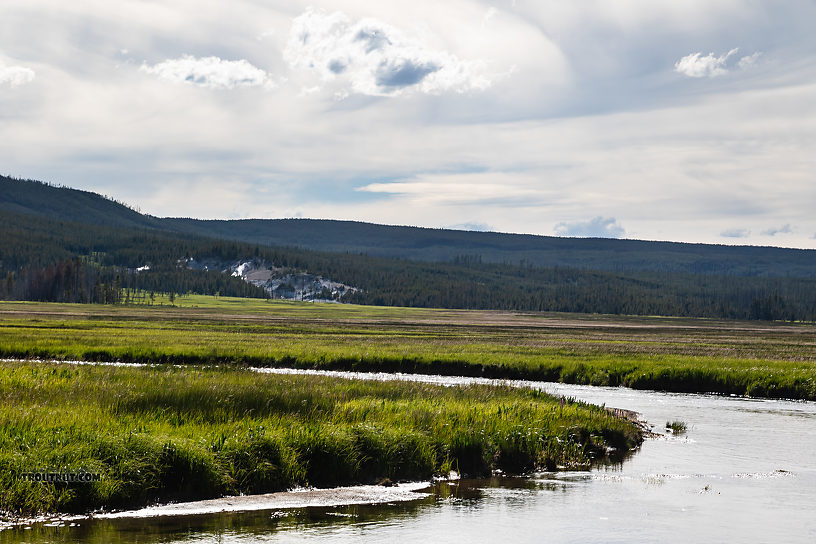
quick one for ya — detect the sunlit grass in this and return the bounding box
[0,361,640,515]
[665,420,687,435]
[0,299,814,400]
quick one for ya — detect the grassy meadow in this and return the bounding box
[0,297,814,400]
[0,361,641,516]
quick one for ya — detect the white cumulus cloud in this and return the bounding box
[0,61,35,87]
[675,48,738,78]
[720,228,751,238]
[761,224,792,236]
[140,55,274,90]
[554,217,625,239]
[283,9,491,97]
[675,48,762,78]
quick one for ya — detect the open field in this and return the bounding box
[1,297,815,399]
[0,361,640,516]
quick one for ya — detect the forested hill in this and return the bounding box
[2,175,816,320]
[162,218,816,277]
[0,175,161,229]
[3,175,816,277]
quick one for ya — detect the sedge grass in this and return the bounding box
[665,421,687,435]
[0,361,641,516]
[0,299,815,400]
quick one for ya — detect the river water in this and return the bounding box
[4,369,815,543]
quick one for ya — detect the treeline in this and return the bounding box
[0,210,269,302]
[1,258,267,303]
[2,207,816,321]
[266,251,816,321]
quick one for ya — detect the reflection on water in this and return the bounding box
[3,372,816,543]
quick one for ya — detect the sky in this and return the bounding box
[2,0,816,248]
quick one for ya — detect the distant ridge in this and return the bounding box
[3,174,816,277]
[160,217,816,277]
[3,174,816,320]
[0,175,161,229]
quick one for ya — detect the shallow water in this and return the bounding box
[4,368,815,543]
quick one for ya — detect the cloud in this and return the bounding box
[762,224,793,236]
[482,7,498,27]
[675,48,761,78]
[283,9,490,96]
[737,51,762,69]
[0,61,35,87]
[356,172,553,206]
[140,55,274,90]
[554,217,625,239]
[720,228,751,238]
[446,222,493,232]
[675,48,738,78]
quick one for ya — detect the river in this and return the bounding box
[4,369,815,543]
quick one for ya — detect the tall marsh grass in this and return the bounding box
[0,362,641,516]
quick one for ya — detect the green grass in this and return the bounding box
[665,420,687,435]
[0,361,641,516]
[1,298,815,400]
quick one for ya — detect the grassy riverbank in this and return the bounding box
[0,361,641,516]
[1,298,815,400]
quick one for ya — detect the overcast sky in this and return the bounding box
[2,1,815,247]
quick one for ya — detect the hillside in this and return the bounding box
[162,218,816,277]
[4,175,816,277]
[2,175,816,321]
[0,175,161,229]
